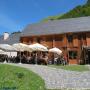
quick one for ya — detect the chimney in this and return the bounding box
[4,32,9,40]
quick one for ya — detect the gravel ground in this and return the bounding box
[5,63,90,89]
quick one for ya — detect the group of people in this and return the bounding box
[0,52,68,65]
[48,54,68,65]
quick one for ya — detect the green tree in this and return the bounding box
[42,0,90,21]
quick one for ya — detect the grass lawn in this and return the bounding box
[0,64,46,90]
[48,65,89,72]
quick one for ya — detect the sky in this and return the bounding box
[0,0,87,35]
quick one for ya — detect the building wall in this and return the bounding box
[4,32,9,40]
[86,33,90,46]
[20,32,90,64]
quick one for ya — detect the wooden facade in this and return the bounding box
[20,31,90,64]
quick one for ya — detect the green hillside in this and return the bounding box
[42,0,90,21]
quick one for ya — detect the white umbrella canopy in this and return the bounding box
[12,43,32,52]
[49,47,62,55]
[0,49,5,54]
[0,44,17,51]
[29,43,48,51]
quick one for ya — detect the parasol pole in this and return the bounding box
[35,52,37,64]
[19,50,22,64]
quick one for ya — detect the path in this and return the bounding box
[7,64,90,89]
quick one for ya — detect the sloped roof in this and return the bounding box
[21,16,90,36]
[0,33,21,45]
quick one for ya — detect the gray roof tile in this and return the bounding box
[0,33,21,45]
[21,16,90,36]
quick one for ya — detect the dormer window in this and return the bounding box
[67,35,73,42]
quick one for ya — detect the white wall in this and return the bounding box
[4,32,9,40]
[4,52,17,57]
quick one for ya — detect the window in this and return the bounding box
[67,35,73,42]
[78,34,86,40]
[46,37,53,41]
[37,38,40,43]
[55,37,63,41]
[78,35,82,40]
[82,34,86,40]
[69,51,77,59]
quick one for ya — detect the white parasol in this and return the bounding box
[49,47,62,55]
[12,43,33,64]
[29,43,48,64]
[29,43,48,51]
[12,43,32,52]
[0,44,17,51]
[0,49,5,54]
